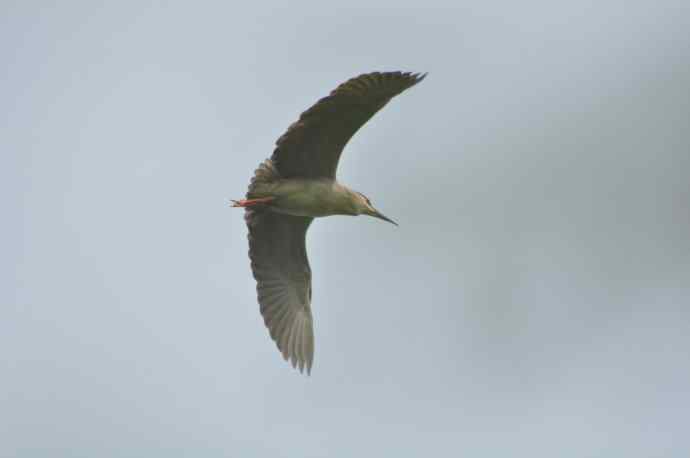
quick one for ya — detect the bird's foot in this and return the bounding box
[230,197,275,207]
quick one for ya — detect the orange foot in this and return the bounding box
[230,197,275,207]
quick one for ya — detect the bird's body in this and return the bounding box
[247,173,361,218]
[235,71,425,373]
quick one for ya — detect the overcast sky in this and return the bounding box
[3,1,689,457]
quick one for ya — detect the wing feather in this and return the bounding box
[272,71,426,179]
[246,207,315,373]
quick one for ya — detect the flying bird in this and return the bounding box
[233,71,426,374]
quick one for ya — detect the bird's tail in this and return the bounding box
[247,159,281,199]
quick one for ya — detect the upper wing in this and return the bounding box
[271,71,426,179]
[245,208,315,373]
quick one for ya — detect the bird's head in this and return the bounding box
[352,191,398,226]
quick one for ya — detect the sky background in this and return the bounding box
[3,1,689,457]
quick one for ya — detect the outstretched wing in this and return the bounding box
[272,71,426,179]
[246,208,315,373]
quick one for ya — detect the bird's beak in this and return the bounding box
[370,208,398,226]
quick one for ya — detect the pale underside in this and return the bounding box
[249,177,358,218]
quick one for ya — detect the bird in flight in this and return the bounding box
[233,71,426,374]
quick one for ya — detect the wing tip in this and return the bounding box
[266,307,315,376]
[403,71,428,87]
[413,71,428,82]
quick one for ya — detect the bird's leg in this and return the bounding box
[230,197,275,207]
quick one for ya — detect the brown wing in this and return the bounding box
[272,71,426,179]
[246,207,315,374]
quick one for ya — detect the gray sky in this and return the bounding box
[3,1,689,457]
